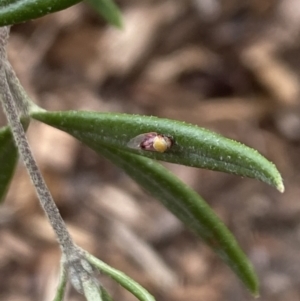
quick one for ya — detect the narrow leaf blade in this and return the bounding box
[0,0,81,26]
[31,110,284,191]
[87,145,259,296]
[86,253,156,301]
[86,0,122,28]
[100,286,114,301]
[53,260,68,301]
[0,126,18,203]
[31,108,259,294]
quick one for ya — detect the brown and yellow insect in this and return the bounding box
[127,132,173,153]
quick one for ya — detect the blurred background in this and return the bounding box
[1,0,300,300]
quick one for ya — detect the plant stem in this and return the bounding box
[0,27,76,255]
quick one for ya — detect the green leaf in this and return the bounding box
[85,253,156,301]
[86,145,259,296]
[0,126,18,203]
[53,259,68,301]
[86,0,122,28]
[0,0,82,26]
[31,108,260,294]
[30,110,284,192]
[100,286,114,301]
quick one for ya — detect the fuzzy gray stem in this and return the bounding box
[0,26,75,255]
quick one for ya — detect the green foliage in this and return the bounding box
[86,253,156,301]
[0,0,81,26]
[86,0,122,28]
[100,287,115,301]
[0,125,18,203]
[26,109,286,295]
[93,145,259,295]
[30,110,284,192]
[0,98,284,298]
[0,0,122,27]
[53,261,68,301]
[0,106,284,298]
[0,2,285,298]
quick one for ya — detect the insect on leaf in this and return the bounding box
[30,110,284,192]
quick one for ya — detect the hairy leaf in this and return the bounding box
[31,110,284,192]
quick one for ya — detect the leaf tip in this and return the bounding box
[86,0,123,29]
[268,163,284,193]
[253,291,260,298]
[249,280,259,298]
[274,174,284,193]
[113,16,123,29]
[277,182,285,193]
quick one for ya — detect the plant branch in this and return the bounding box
[0,26,75,255]
[0,27,100,296]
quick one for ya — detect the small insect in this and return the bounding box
[127,132,174,153]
